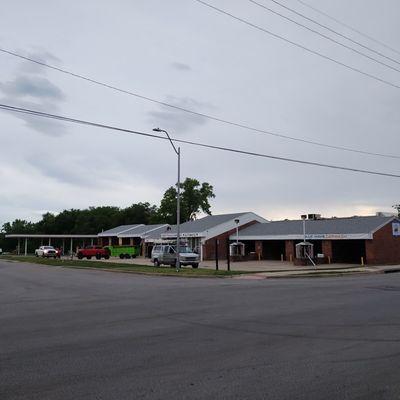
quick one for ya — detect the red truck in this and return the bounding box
[77,245,110,260]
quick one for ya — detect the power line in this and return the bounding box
[1,103,399,179]
[248,0,400,74]
[266,0,400,67]
[193,0,400,90]
[1,47,400,160]
[294,0,400,57]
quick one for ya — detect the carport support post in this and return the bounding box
[17,238,20,255]
[215,239,219,271]
[70,238,73,259]
[24,238,28,256]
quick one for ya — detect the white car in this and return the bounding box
[35,246,57,258]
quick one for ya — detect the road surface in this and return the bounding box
[1,260,400,399]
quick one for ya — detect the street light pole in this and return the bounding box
[176,147,181,271]
[234,218,239,245]
[153,128,181,271]
[301,214,307,243]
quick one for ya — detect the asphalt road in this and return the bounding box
[1,260,400,400]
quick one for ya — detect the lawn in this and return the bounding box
[0,255,245,277]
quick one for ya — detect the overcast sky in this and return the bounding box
[1,0,400,226]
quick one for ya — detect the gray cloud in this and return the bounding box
[171,62,192,71]
[1,76,65,100]
[148,96,212,133]
[0,50,66,136]
[18,50,61,75]
[26,154,99,187]
[0,95,67,136]
[1,1,400,226]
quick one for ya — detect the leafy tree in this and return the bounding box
[2,219,36,234]
[35,212,57,234]
[0,177,215,245]
[118,202,160,226]
[393,204,400,218]
[1,219,36,252]
[158,178,215,223]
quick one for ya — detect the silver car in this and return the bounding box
[151,244,199,268]
[35,246,57,258]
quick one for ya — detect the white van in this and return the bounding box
[151,244,199,268]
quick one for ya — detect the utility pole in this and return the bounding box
[153,128,181,271]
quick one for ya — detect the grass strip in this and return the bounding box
[0,255,245,277]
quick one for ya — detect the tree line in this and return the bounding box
[0,178,215,251]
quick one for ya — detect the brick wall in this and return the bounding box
[365,222,400,264]
[285,240,294,261]
[322,240,333,260]
[255,240,263,258]
[203,220,259,260]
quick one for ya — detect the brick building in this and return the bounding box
[161,212,267,261]
[232,215,400,265]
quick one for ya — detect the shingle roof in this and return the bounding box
[118,224,169,238]
[98,224,143,237]
[164,212,250,235]
[143,225,174,241]
[235,216,396,239]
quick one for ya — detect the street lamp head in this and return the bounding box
[153,127,162,132]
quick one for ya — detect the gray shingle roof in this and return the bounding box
[163,212,250,235]
[235,216,396,239]
[143,225,174,241]
[118,224,169,238]
[98,224,142,237]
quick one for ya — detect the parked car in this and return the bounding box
[151,244,199,268]
[35,246,58,258]
[104,245,140,259]
[76,245,110,260]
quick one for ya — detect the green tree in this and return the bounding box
[1,219,36,252]
[118,202,159,226]
[35,212,57,234]
[158,178,215,223]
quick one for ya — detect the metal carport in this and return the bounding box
[5,234,99,256]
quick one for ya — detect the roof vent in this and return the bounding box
[307,214,321,220]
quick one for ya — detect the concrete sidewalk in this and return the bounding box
[83,256,400,278]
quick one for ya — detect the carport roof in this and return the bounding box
[233,216,398,240]
[5,234,98,238]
